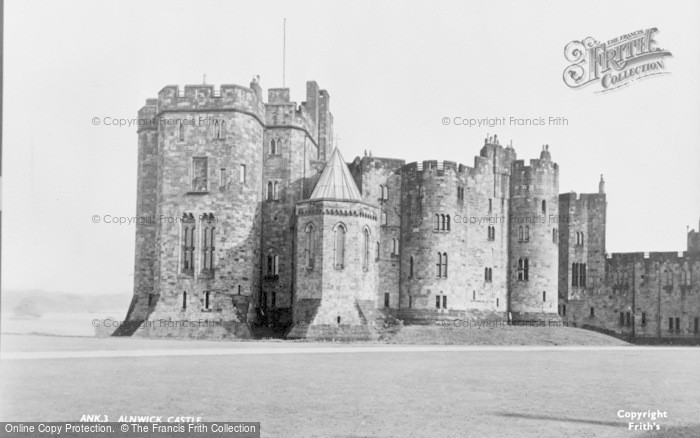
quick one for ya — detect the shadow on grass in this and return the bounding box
[496,412,621,427]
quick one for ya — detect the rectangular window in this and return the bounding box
[442,295,447,309]
[239,164,246,183]
[668,317,673,331]
[641,312,647,326]
[675,317,680,333]
[220,168,226,188]
[625,312,631,327]
[590,307,595,318]
[201,216,216,272]
[435,295,441,309]
[562,304,566,317]
[694,317,699,334]
[191,157,208,192]
[384,293,390,308]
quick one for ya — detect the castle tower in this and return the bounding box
[113,100,160,335]
[118,83,267,338]
[508,145,560,322]
[260,81,331,329]
[289,148,380,340]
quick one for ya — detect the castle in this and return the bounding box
[115,78,700,342]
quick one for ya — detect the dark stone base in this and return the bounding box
[397,309,509,325]
[509,311,562,323]
[120,320,252,340]
[286,323,376,341]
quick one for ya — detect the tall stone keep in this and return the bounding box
[508,145,560,321]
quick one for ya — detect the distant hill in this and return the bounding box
[1,290,131,317]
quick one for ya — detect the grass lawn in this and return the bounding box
[1,335,699,437]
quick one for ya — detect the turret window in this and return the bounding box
[487,226,495,241]
[178,121,185,142]
[201,214,216,273]
[305,224,315,269]
[181,213,196,275]
[334,224,346,269]
[380,185,389,201]
[191,157,208,192]
[363,228,371,271]
[437,252,448,278]
[435,214,450,232]
[517,258,529,281]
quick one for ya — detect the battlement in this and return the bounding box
[606,251,699,264]
[264,101,318,140]
[355,156,405,173]
[157,84,266,121]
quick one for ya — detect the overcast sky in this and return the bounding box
[3,0,699,296]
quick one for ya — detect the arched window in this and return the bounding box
[201,214,216,272]
[267,181,273,200]
[220,120,226,138]
[267,253,279,275]
[181,214,196,274]
[518,258,524,281]
[580,263,586,287]
[523,258,529,281]
[553,228,558,243]
[392,238,399,255]
[273,182,280,200]
[182,291,187,310]
[381,185,389,200]
[334,224,346,269]
[381,212,388,226]
[362,228,370,270]
[484,267,489,281]
[489,268,492,281]
[576,232,580,245]
[525,226,530,241]
[446,215,451,231]
[542,200,546,213]
[375,242,380,260]
[178,121,185,141]
[409,256,414,278]
[542,291,546,302]
[580,232,584,245]
[496,298,499,307]
[572,263,579,287]
[305,224,315,269]
[204,291,211,310]
[518,226,524,242]
[473,291,476,300]
[270,139,277,154]
[213,120,221,139]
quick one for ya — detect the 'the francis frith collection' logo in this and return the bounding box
[563,28,672,93]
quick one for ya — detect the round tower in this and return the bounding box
[508,145,560,322]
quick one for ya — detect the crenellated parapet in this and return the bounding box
[156,84,266,123]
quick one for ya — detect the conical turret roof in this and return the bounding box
[309,148,362,201]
